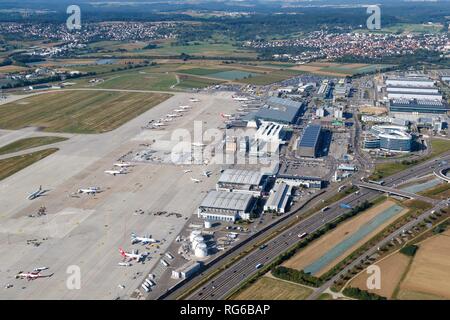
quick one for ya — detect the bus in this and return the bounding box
[255,263,264,269]
[369,180,385,186]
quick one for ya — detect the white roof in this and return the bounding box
[218,169,264,186]
[200,191,253,211]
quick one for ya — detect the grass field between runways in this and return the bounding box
[0,90,171,133]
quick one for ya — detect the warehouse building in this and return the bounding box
[386,76,435,88]
[297,124,322,158]
[197,190,255,222]
[216,169,268,195]
[387,91,442,101]
[171,261,202,280]
[243,97,303,125]
[389,99,449,115]
[264,181,292,214]
[386,86,439,94]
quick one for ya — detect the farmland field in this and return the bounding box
[398,230,450,299]
[291,62,392,76]
[348,251,412,299]
[0,90,171,133]
[232,276,313,300]
[0,148,58,181]
[0,136,68,156]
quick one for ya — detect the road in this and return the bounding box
[181,152,450,300]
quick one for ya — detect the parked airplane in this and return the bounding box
[16,271,53,281]
[189,98,200,102]
[77,187,101,195]
[183,169,192,173]
[27,186,46,200]
[153,122,167,127]
[202,170,212,177]
[174,109,187,113]
[179,105,192,109]
[119,248,147,262]
[167,114,181,118]
[104,169,127,176]
[114,162,132,168]
[131,233,158,245]
[190,178,201,183]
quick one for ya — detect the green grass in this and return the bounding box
[0,90,171,133]
[318,293,333,300]
[0,148,58,181]
[238,69,305,85]
[419,183,450,200]
[176,75,224,89]
[232,276,313,300]
[177,68,231,76]
[0,136,68,156]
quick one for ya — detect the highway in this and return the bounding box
[183,152,450,300]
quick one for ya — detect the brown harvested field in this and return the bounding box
[398,230,450,299]
[232,276,313,300]
[348,252,411,299]
[360,106,388,115]
[0,90,171,134]
[0,65,29,73]
[283,200,408,276]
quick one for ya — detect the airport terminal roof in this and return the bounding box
[218,169,264,186]
[243,97,303,124]
[199,190,253,211]
[298,124,322,148]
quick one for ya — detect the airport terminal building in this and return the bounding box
[216,169,268,196]
[197,190,255,222]
[243,97,304,126]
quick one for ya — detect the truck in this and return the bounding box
[255,263,264,269]
[165,252,174,260]
[160,259,169,267]
[141,283,150,293]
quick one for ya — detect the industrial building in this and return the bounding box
[216,169,268,195]
[389,99,449,115]
[264,181,292,214]
[277,175,323,189]
[386,76,435,88]
[297,124,322,158]
[197,190,255,222]
[387,91,442,101]
[363,125,413,152]
[171,261,202,280]
[243,97,303,125]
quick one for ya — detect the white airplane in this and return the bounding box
[162,118,173,122]
[153,122,167,127]
[77,187,101,195]
[16,271,53,281]
[192,142,206,147]
[183,169,192,174]
[232,96,250,101]
[119,248,147,262]
[27,186,46,200]
[202,170,212,177]
[118,262,132,267]
[179,105,192,109]
[104,169,127,176]
[190,178,201,183]
[174,109,187,113]
[220,113,233,119]
[167,114,181,118]
[114,162,132,168]
[131,233,158,245]
[189,98,200,102]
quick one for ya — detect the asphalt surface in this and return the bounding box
[184,152,450,300]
